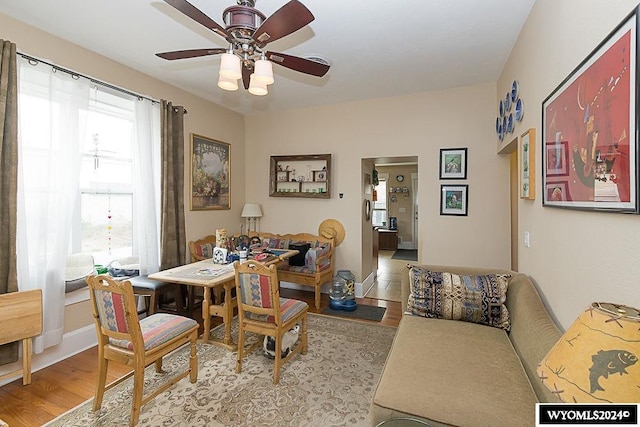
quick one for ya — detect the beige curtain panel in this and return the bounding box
[0,39,19,365]
[160,100,187,270]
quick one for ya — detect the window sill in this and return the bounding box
[65,287,89,306]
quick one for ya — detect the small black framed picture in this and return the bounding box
[439,148,467,180]
[440,184,468,216]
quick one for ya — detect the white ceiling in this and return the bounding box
[0,0,536,116]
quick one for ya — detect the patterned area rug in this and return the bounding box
[44,314,396,427]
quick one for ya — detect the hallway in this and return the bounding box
[363,250,408,302]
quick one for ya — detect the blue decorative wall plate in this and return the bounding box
[511,80,519,102]
[515,98,524,121]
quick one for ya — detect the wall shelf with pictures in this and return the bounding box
[269,154,331,198]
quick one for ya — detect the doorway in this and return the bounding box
[362,156,418,280]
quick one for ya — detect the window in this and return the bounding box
[74,90,136,265]
[372,176,388,227]
[19,70,157,267]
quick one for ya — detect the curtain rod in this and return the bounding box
[16,52,187,114]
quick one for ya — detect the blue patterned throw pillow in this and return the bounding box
[406,266,511,331]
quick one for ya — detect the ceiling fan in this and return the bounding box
[156,0,330,94]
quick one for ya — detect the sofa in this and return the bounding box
[231,232,335,309]
[370,264,562,426]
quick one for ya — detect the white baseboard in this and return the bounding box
[398,241,414,250]
[279,280,368,299]
[0,324,97,387]
[279,280,331,295]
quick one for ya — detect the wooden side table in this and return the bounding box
[378,229,398,250]
[0,289,43,385]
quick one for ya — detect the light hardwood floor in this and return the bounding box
[0,266,402,426]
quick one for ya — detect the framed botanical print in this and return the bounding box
[440,184,468,216]
[190,134,230,210]
[439,148,467,179]
[520,128,535,200]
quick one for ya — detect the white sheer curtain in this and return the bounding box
[16,57,90,353]
[133,99,161,275]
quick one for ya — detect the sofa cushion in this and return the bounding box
[372,315,538,426]
[406,266,511,331]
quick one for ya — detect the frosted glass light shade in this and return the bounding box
[248,74,268,96]
[253,59,274,85]
[219,53,242,80]
[217,75,238,91]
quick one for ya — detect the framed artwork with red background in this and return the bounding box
[542,6,638,213]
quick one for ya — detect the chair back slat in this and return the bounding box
[237,272,275,308]
[94,289,130,334]
[188,235,217,262]
[234,261,282,325]
[86,275,143,345]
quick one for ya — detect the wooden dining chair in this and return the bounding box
[86,275,199,426]
[188,234,217,262]
[188,234,219,308]
[233,260,308,384]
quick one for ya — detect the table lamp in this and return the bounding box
[241,203,263,233]
[537,302,640,403]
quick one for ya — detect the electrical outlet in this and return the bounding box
[399,208,406,213]
[524,231,530,248]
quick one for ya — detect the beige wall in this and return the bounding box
[361,159,376,280]
[0,13,245,331]
[0,13,246,247]
[245,83,512,282]
[8,1,624,335]
[497,0,640,329]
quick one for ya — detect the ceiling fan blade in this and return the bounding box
[164,0,231,41]
[156,48,226,60]
[266,51,330,77]
[253,0,314,47]
[242,63,252,90]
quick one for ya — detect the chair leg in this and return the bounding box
[93,354,109,411]
[189,332,198,383]
[273,333,282,385]
[154,358,163,373]
[236,323,244,374]
[301,313,308,355]
[177,285,188,316]
[314,286,321,310]
[129,366,145,427]
[148,292,157,315]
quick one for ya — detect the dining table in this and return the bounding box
[148,249,298,351]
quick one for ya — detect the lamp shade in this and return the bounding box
[219,52,242,80]
[253,58,274,85]
[537,302,640,403]
[217,75,238,91]
[241,203,263,218]
[248,74,268,96]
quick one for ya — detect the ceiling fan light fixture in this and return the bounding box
[219,52,242,80]
[248,74,268,96]
[217,75,239,91]
[253,58,274,85]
